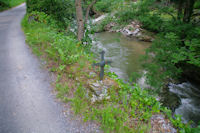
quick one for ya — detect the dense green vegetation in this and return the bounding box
[26,0,75,28]
[0,0,25,11]
[23,0,200,132]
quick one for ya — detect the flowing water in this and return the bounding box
[92,32,200,126]
[169,83,200,126]
[92,32,151,82]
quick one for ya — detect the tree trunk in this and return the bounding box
[75,0,84,41]
[85,0,97,23]
[183,0,195,23]
[92,6,101,17]
[75,0,97,41]
[26,0,31,13]
[177,0,184,20]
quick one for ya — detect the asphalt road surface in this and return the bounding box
[0,4,100,133]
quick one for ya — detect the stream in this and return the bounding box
[92,32,151,82]
[92,32,200,126]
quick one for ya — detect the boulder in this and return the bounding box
[151,114,177,133]
[104,22,117,31]
[137,34,154,42]
[89,81,105,96]
[91,94,110,104]
[87,78,117,103]
[103,20,154,42]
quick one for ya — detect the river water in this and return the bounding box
[92,32,200,126]
[92,32,151,81]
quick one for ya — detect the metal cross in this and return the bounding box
[93,51,112,80]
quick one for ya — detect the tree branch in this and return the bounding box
[85,0,97,24]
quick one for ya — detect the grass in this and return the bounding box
[21,11,191,133]
[0,0,25,11]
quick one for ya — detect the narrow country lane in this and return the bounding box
[0,4,94,133]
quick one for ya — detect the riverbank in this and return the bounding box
[92,16,155,42]
[20,11,193,132]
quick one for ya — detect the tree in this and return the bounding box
[183,0,196,23]
[75,0,84,41]
[177,0,184,20]
[26,0,75,25]
[75,0,97,41]
[174,0,196,22]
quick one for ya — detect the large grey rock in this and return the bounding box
[104,22,117,31]
[88,79,115,103]
[151,114,177,133]
[104,20,154,42]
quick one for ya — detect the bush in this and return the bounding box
[95,0,123,13]
[138,14,164,32]
[194,0,200,9]
[0,1,8,10]
[143,21,200,90]
[0,0,25,11]
[26,0,75,25]
[22,11,82,65]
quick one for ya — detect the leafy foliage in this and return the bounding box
[26,0,75,26]
[94,0,123,13]
[194,0,200,9]
[22,11,86,66]
[143,22,200,90]
[0,0,25,11]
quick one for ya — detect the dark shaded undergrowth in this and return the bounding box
[0,0,25,11]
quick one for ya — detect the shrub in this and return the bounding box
[0,1,9,8]
[95,0,123,13]
[194,0,200,9]
[26,0,75,26]
[0,0,25,11]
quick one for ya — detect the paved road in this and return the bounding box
[0,4,93,133]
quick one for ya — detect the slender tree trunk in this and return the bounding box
[75,0,97,41]
[26,0,31,12]
[177,0,184,20]
[183,0,195,23]
[85,0,97,23]
[75,0,84,41]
